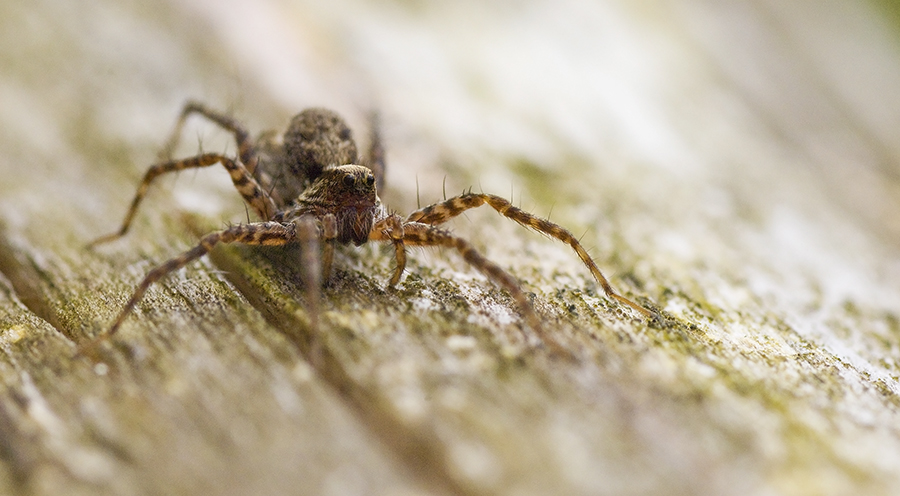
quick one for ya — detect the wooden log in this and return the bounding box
[2,1,900,495]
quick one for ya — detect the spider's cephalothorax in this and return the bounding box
[86,101,654,352]
[258,108,362,206]
[282,164,381,246]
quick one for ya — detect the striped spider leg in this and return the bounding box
[404,193,656,320]
[368,217,553,344]
[95,220,308,345]
[86,152,278,248]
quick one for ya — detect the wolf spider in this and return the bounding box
[86,101,654,350]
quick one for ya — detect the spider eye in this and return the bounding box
[366,174,375,187]
[342,174,355,187]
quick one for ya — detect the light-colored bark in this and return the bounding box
[2,1,900,495]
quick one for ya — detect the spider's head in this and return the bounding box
[299,164,377,205]
[297,164,380,245]
[322,164,377,205]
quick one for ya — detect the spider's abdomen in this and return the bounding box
[283,108,358,183]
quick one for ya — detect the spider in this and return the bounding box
[86,101,654,351]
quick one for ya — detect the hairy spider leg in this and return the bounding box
[365,111,386,192]
[88,153,278,247]
[319,214,337,281]
[370,214,407,286]
[159,101,284,204]
[406,193,655,319]
[294,215,323,336]
[160,101,260,174]
[376,221,570,352]
[82,222,296,354]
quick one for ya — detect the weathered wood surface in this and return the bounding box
[2,1,900,495]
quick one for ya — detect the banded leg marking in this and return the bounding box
[371,214,406,286]
[87,221,294,348]
[161,100,259,175]
[89,153,278,247]
[407,193,654,318]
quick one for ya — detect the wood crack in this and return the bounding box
[0,228,70,342]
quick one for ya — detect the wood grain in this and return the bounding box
[2,1,900,495]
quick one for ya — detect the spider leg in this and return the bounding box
[365,110,386,192]
[88,153,278,247]
[386,221,548,339]
[159,101,280,203]
[371,214,406,286]
[82,221,295,353]
[320,214,337,281]
[407,193,655,319]
[160,101,260,175]
[294,215,322,336]
[251,129,286,206]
